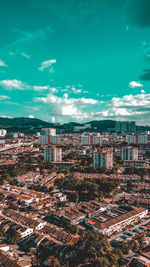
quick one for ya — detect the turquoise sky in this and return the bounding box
[0,0,150,124]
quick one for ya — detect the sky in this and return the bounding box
[0,0,150,125]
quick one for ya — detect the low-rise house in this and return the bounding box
[85,206,148,235]
[53,192,67,202]
[54,208,86,225]
[0,244,10,252]
[128,256,150,267]
[0,250,31,267]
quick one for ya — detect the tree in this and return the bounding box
[69,192,79,203]
[5,226,20,244]
[0,224,5,237]
[93,257,110,267]
[0,193,5,202]
[29,247,36,255]
[31,255,41,267]
[130,239,140,251]
[113,248,123,259]
[46,255,61,267]
[136,234,145,249]
[78,230,111,261]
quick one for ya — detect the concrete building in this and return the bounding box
[121,147,138,161]
[126,134,147,144]
[115,121,136,133]
[0,129,7,137]
[93,149,113,169]
[44,147,62,162]
[39,134,59,145]
[41,128,56,136]
[123,160,146,167]
[81,133,102,145]
[39,127,59,145]
[85,206,148,236]
[12,133,19,138]
[129,121,136,132]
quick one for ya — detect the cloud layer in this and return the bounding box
[0,79,57,92]
[38,59,56,72]
[129,81,143,88]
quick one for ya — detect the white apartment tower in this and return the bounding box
[126,135,147,145]
[81,133,102,145]
[44,147,62,162]
[93,149,113,169]
[38,128,59,145]
[121,147,138,161]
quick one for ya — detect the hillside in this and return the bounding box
[0,117,149,134]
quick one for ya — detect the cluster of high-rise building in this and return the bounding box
[115,121,136,133]
[38,128,60,145]
[44,147,62,162]
[121,147,138,161]
[93,149,113,169]
[81,133,102,145]
[126,134,147,145]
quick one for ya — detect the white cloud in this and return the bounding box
[0,79,26,90]
[0,95,10,100]
[93,92,150,124]
[29,115,34,118]
[22,52,30,59]
[71,86,81,94]
[0,115,12,118]
[141,89,145,93]
[38,59,56,71]
[51,116,55,123]
[61,89,68,92]
[33,91,150,124]
[129,81,143,88]
[0,59,7,67]
[34,93,101,122]
[9,52,15,56]
[0,79,57,92]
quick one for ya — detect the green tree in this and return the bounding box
[78,230,111,261]
[0,193,5,201]
[93,257,110,267]
[46,255,61,267]
[0,224,5,237]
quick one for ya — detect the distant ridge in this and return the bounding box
[0,117,149,133]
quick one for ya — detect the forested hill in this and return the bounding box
[0,117,149,133]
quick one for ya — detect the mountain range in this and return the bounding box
[0,117,149,134]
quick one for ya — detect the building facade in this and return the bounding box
[115,121,136,133]
[93,149,113,169]
[0,129,7,137]
[121,147,138,161]
[81,133,102,145]
[44,147,62,162]
[126,135,147,144]
[41,128,56,136]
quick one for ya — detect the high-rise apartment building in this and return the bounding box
[126,135,147,145]
[81,133,102,145]
[39,135,59,145]
[129,121,136,132]
[44,147,62,162]
[41,128,56,136]
[121,147,138,161]
[115,121,136,133]
[93,149,113,169]
[38,128,59,145]
[0,129,7,137]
